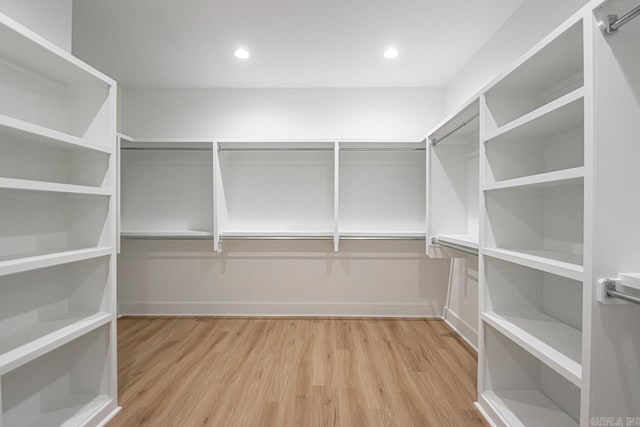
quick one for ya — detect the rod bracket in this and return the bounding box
[606,14,619,33]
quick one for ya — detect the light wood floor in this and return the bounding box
[109,317,487,427]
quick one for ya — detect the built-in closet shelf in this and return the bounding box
[485,87,584,142]
[619,273,640,290]
[220,231,334,239]
[121,231,214,240]
[482,311,582,386]
[0,312,111,375]
[483,167,584,191]
[0,114,111,155]
[16,394,113,427]
[340,231,426,239]
[435,234,479,249]
[482,247,583,281]
[0,177,111,196]
[0,247,112,277]
[481,390,578,427]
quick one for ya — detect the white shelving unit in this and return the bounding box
[0,11,118,427]
[427,98,480,255]
[119,139,427,252]
[338,142,426,246]
[119,137,214,243]
[476,8,591,426]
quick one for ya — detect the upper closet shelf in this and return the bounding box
[485,87,584,142]
[0,114,112,155]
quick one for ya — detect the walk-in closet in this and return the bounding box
[1,0,639,425]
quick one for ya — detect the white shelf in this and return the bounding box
[481,390,578,427]
[483,311,582,386]
[0,247,112,277]
[0,12,113,87]
[19,394,112,427]
[619,273,640,291]
[482,247,583,281]
[483,167,584,191]
[435,234,479,249]
[121,230,213,240]
[485,88,585,143]
[340,230,425,239]
[0,114,111,155]
[0,177,111,196]
[220,231,334,239]
[0,312,111,375]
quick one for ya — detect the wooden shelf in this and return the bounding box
[121,231,213,240]
[483,311,582,386]
[435,234,479,249]
[0,177,111,196]
[0,312,112,375]
[482,247,583,281]
[485,87,584,142]
[483,167,584,191]
[481,390,578,427]
[21,394,113,427]
[0,113,112,155]
[0,247,112,277]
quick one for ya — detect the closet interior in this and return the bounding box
[2,0,640,425]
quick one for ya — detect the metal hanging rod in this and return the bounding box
[341,148,425,152]
[431,238,478,256]
[605,5,640,33]
[218,147,333,152]
[219,235,333,240]
[604,280,640,305]
[121,147,212,151]
[430,113,480,146]
[340,235,425,240]
[217,147,424,152]
[121,234,214,240]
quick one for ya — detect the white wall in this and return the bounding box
[0,0,72,51]
[444,0,590,113]
[121,87,441,141]
[118,87,451,317]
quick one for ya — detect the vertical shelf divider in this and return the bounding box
[333,141,340,252]
[213,141,221,253]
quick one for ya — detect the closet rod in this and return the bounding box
[340,236,425,240]
[430,113,479,146]
[605,281,640,305]
[121,147,212,151]
[219,235,333,240]
[121,235,214,240]
[217,147,424,152]
[431,238,478,256]
[340,148,425,152]
[605,5,640,33]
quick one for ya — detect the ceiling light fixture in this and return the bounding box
[383,47,399,59]
[234,48,250,59]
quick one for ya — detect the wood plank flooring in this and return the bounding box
[109,317,487,427]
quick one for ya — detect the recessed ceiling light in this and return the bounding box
[383,47,399,59]
[234,48,250,59]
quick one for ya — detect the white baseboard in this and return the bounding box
[475,399,500,427]
[118,302,443,318]
[88,400,120,427]
[443,307,478,351]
